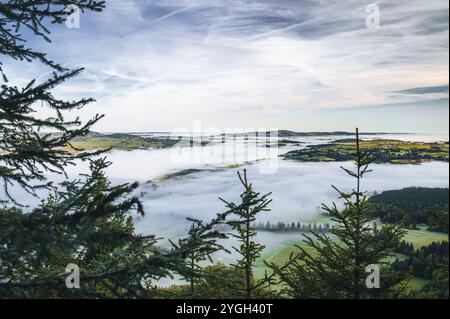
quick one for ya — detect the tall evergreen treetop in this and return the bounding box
[1,0,105,204]
[0,1,186,298]
[268,129,409,299]
[171,214,229,297]
[220,169,273,299]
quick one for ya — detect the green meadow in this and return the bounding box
[255,227,448,292]
[282,139,449,164]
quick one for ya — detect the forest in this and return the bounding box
[392,242,448,298]
[369,187,449,232]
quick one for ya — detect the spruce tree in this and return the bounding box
[1,1,106,204]
[0,158,187,298]
[268,129,409,299]
[171,214,229,297]
[220,169,273,299]
[0,1,186,298]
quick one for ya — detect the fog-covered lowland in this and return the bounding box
[135,159,449,233]
[3,131,448,288]
[7,133,448,247]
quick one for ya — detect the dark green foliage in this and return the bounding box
[0,1,185,299]
[194,264,248,299]
[171,215,229,297]
[369,187,449,232]
[220,169,273,299]
[393,241,448,279]
[395,241,415,256]
[0,0,104,75]
[419,264,449,299]
[0,70,104,203]
[394,242,448,299]
[157,264,249,299]
[255,220,331,233]
[0,158,185,298]
[1,1,106,204]
[268,129,409,299]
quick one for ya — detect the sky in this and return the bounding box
[4,0,450,133]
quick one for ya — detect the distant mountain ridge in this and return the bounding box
[274,130,404,137]
[122,130,408,137]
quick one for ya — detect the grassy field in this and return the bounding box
[259,227,447,269]
[254,227,447,293]
[69,133,179,151]
[71,137,160,150]
[282,139,449,164]
[298,216,448,249]
[259,242,411,271]
[407,277,430,291]
[403,227,448,248]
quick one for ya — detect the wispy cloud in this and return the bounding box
[394,86,449,95]
[7,0,449,132]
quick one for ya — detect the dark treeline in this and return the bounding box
[395,241,416,256]
[254,221,332,233]
[369,187,449,232]
[392,242,449,298]
[393,241,448,280]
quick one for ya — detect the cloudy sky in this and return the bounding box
[6,0,450,132]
